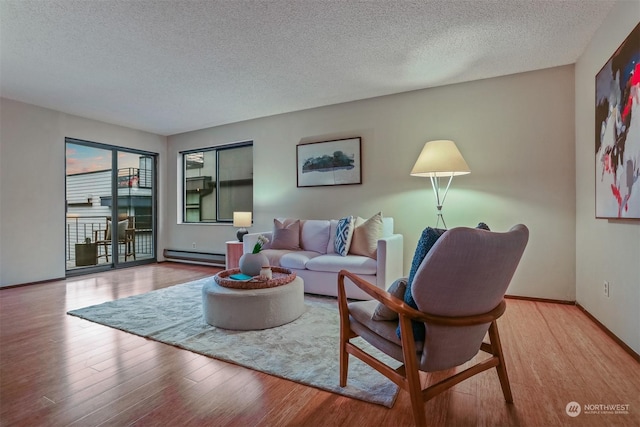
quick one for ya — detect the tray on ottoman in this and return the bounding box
[215,267,296,289]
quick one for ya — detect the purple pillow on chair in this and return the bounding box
[372,278,407,321]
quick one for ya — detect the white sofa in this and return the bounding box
[242,217,403,300]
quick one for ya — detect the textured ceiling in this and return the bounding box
[0,0,617,136]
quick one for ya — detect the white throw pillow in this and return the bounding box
[105,219,129,241]
[349,212,383,259]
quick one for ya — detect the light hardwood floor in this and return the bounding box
[1,263,638,426]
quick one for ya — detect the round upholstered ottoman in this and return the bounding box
[202,276,304,330]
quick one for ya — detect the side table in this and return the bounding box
[225,240,244,269]
[75,243,97,266]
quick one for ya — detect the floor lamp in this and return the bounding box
[410,140,470,229]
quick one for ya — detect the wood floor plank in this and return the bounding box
[1,263,639,426]
[132,361,249,425]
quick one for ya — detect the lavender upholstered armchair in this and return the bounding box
[337,225,529,426]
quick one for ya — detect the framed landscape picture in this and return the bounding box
[595,22,640,219]
[296,137,362,187]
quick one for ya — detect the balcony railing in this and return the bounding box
[66,215,153,267]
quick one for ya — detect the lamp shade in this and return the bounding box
[233,211,252,227]
[410,140,471,177]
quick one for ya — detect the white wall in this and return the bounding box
[575,2,640,354]
[0,98,166,286]
[167,65,576,301]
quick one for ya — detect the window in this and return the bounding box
[182,142,253,223]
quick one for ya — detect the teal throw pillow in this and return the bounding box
[397,227,446,342]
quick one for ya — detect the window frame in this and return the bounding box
[181,141,253,224]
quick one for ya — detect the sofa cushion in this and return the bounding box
[271,219,301,250]
[334,216,355,256]
[305,254,377,275]
[300,220,331,254]
[326,219,338,254]
[279,251,322,270]
[349,212,383,259]
[260,249,293,267]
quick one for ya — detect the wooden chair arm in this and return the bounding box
[338,269,506,327]
[94,229,106,242]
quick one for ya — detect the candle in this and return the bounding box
[259,266,272,280]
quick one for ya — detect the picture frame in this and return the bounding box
[595,22,640,220]
[297,137,362,187]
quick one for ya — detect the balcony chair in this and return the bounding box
[337,224,529,426]
[94,215,136,262]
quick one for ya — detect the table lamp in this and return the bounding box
[233,211,252,242]
[410,140,470,228]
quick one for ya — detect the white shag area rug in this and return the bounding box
[67,276,400,407]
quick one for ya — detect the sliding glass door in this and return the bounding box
[65,139,157,273]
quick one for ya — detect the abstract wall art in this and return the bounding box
[297,137,361,187]
[595,22,640,219]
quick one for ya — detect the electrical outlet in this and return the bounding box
[603,281,610,297]
[192,242,196,249]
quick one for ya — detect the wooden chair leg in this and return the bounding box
[488,321,513,403]
[407,367,426,426]
[97,241,109,262]
[399,316,427,427]
[337,272,350,388]
[123,231,136,261]
[339,334,349,387]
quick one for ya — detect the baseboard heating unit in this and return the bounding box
[163,249,226,267]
